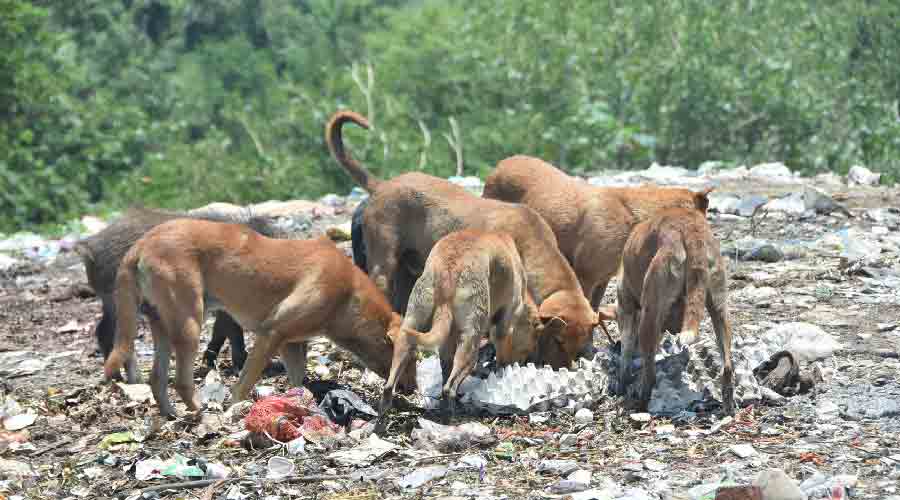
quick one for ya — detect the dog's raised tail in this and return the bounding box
[679,235,710,346]
[325,110,380,193]
[104,248,142,382]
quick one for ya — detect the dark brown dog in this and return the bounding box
[483,155,712,310]
[326,111,604,368]
[75,207,285,372]
[616,207,734,414]
[103,219,415,416]
[378,230,544,428]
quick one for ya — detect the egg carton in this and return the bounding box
[416,355,609,416]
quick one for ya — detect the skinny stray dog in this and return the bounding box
[377,230,545,429]
[483,155,712,311]
[326,111,604,367]
[616,207,734,414]
[103,219,416,416]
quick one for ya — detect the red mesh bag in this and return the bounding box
[244,387,321,442]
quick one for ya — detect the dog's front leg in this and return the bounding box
[232,332,281,402]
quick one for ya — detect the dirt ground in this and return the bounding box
[1,172,899,500]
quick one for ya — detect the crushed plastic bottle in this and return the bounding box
[396,465,448,489]
[266,456,295,479]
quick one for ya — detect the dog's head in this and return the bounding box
[534,292,597,368]
[693,186,715,214]
[384,322,418,394]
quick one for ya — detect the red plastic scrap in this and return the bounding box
[244,387,340,442]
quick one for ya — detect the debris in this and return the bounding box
[318,389,378,427]
[410,418,493,452]
[739,244,784,263]
[397,465,448,489]
[54,320,81,334]
[267,456,295,479]
[115,383,154,403]
[205,462,231,479]
[559,433,579,447]
[754,469,804,500]
[453,454,487,470]
[765,323,842,362]
[325,222,352,241]
[2,412,36,431]
[848,165,881,186]
[98,431,145,449]
[494,441,516,460]
[199,370,230,405]
[629,413,651,423]
[328,434,397,466]
[286,436,306,456]
[574,407,594,425]
[135,458,169,481]
[549,469,591,494]
[537,459,580,476]
[729,444,757,458]
[244,387,341,442]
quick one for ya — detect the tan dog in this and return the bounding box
[103,219,415,416]
[377,230,545,428]
[326,111,604,367]
[616,207,734,414]
[483,155,712,310]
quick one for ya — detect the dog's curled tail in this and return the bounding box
[104,247,141,382]
[325,110,380,193]
[679,233,710,346]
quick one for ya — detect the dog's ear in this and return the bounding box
[540,314,568,329]
[695,186,714,213]
[594,304,617,324]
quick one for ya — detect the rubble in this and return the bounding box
[1,166,898,499]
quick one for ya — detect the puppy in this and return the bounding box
[103,219,416,416]
[616,207,734,414]
[377,230,544,428]
[75,207,285,372]
[326,111,603,367]
[483,155,712,310]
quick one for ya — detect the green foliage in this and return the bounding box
[2,0,899,231]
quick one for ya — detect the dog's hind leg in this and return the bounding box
[377,328,416,434]
[707,260,735,415]
[279,341,308,387]
[148,317,175,416]
[633,245,684,410]
[95,297,116,360]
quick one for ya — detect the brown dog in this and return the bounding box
[616,207,734,414]
[377,230,544,428]
[326,111,603,368]
[483,155,712,310]
[103,219,416,416]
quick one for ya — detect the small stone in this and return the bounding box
[730,443,757,458]
[643,459,666,472]
[574,408,594,425]
[559,433,579,447]
[629,413,651,423]
[754,469,804,500]
[550,469,591,494]
[537,459,579,476]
